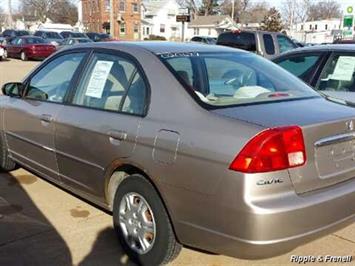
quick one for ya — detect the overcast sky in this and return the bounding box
[2,0,355,13]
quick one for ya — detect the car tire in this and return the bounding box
[0,131,17,171]
[113,174,181,265]
[20,51,28,61]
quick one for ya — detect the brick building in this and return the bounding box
[82,0,141,40]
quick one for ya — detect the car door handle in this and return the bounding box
[40,114,53,123]
[108,130,127,141]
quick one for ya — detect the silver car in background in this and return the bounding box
[1,42,354,265]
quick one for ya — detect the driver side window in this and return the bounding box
[26,53,85,102]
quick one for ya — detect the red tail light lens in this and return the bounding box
[229,126,306,173]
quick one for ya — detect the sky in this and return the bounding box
[1,0,355,13]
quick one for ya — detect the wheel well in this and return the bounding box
[105,164,151,210]
[105,163,181,243]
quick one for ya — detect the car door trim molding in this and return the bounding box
[6,131,55,152]
[6,130,104,171]
[55,148,105,171]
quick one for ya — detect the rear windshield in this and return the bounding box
[161,52,319,108]
[25,37,47,44]
[45,32,62,39]
[16,31,29,36]
[72,32,87,38]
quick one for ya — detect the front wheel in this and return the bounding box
[0,131,17,171]
[20,51,28,61]
[113,174,181,265]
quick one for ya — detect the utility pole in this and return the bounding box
[110,0,115,37]
[231,0,235,21]
[8,0,13,28]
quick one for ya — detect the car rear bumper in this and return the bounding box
[27,50,54,59]
[170,176,355,259]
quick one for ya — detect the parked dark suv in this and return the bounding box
[217,30,298,59]
[1,29,30,42]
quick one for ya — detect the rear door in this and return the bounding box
[4,51,87,182]
[55,50,149,197]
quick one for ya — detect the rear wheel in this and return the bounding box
[20,51,28,61]
[113,174,181,265]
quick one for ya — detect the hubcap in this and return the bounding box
[118,192,156,254]
[21,52,25,60]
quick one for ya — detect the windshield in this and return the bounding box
[161,52,319,107]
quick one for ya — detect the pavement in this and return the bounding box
[0,59,354,266]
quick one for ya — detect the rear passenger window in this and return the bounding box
[72,53,147,115]
[166,57,193,86]
[263,34,275,55]
[276,54,321,79]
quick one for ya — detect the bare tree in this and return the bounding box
[220,0,251,21]
[307,0,341,21]
[19,0,78,24]
[239,1,269,24]
[281,0,310,28]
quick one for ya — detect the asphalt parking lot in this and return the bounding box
[0,59,354,265]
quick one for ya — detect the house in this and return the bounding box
[81,0,141,40]
[289,19,342,44]
[141,0,182,41]
[186,15,237,40]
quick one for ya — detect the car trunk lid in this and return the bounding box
[212,97,355,194]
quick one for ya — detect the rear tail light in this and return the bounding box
[229,126,306,173]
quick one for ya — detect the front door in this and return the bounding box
[3,52,87,182]
[55,51,149,198]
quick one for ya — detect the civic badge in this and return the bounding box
[346,120,354,131]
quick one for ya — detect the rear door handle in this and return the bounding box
[108,130,127,142]
[40,114,53,123]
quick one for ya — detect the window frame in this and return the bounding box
[21,49,91,105]
[66,48,151,117]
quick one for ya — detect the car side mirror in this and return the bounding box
[1,82,24,97]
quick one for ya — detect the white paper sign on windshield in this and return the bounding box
[331,56,355,81]
[85,60,114,98]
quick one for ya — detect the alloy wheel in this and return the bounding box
[118,192,156,254]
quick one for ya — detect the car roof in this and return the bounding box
[275,44,355,58]
[70,41,246,55]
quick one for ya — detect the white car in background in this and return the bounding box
[0,44,6,61]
